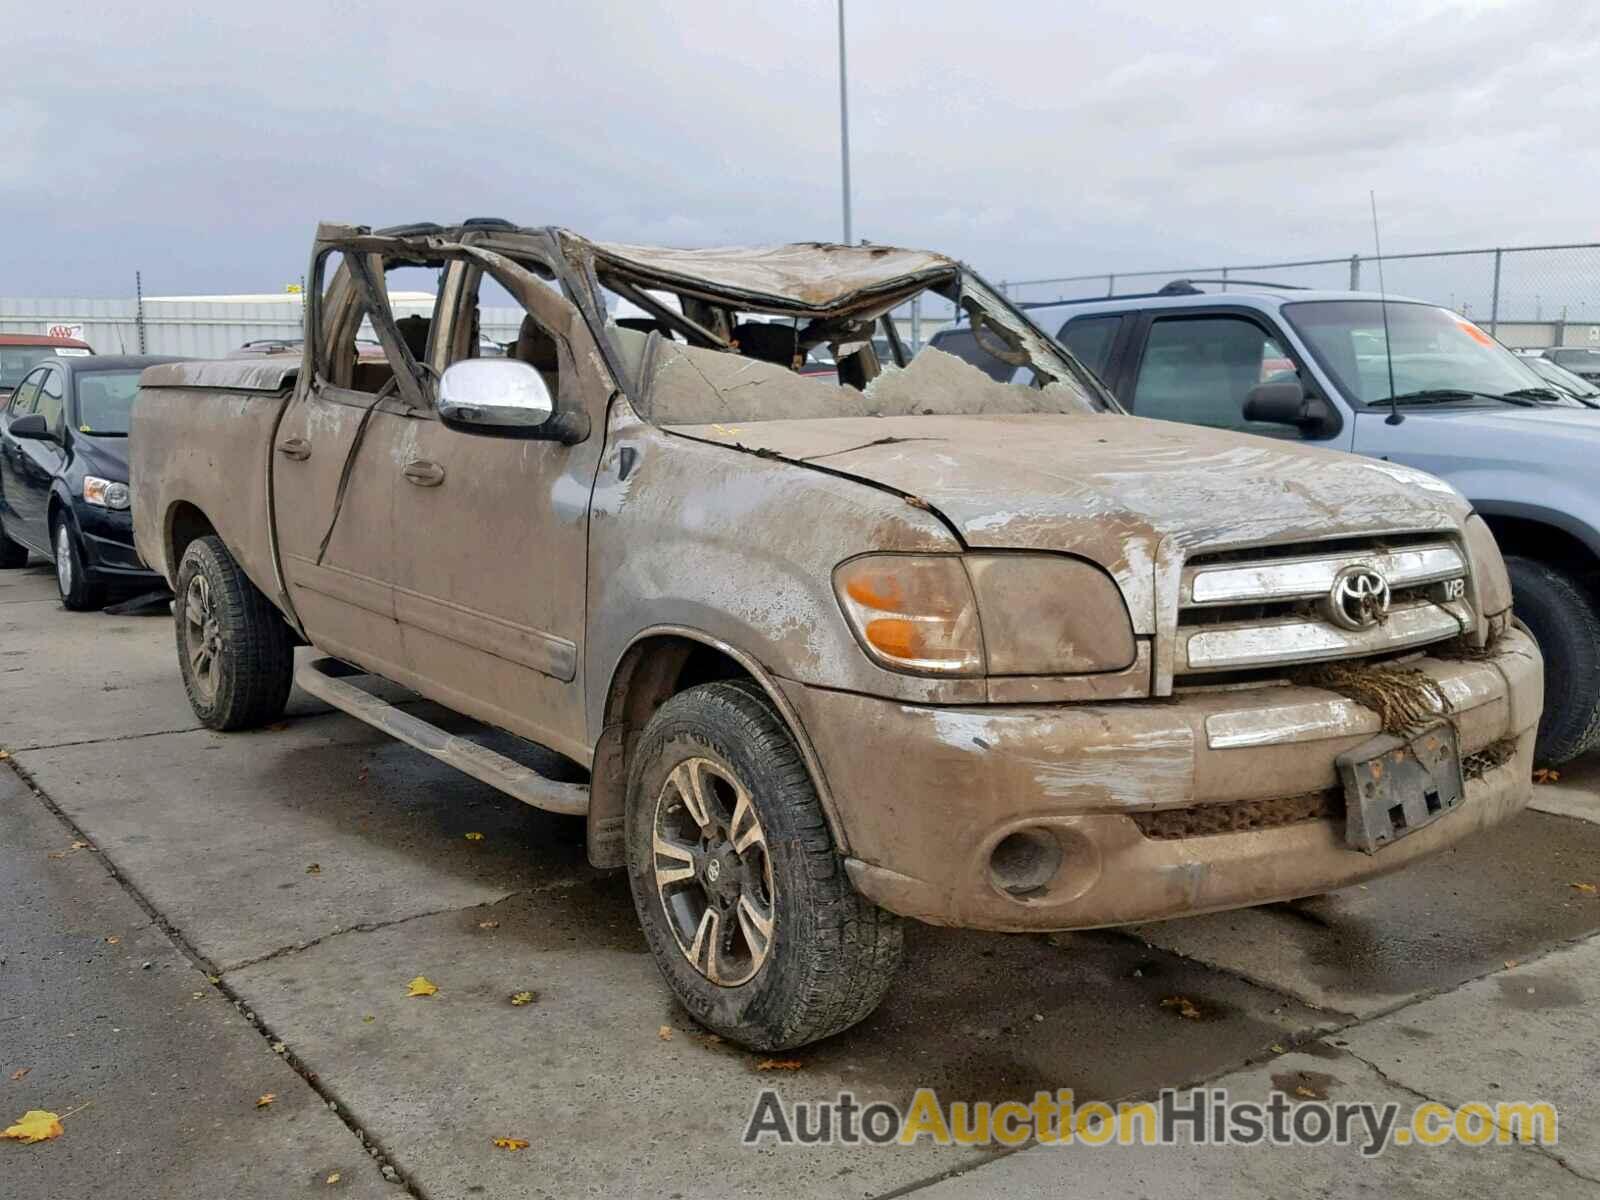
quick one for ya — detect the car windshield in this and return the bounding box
[1,346,59,390]
[603,266,1110,426]
[1282,300,1556,406]
[74,370,143,434]
[1526,356,1600,399]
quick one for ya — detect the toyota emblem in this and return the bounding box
[1326,565,1391,630]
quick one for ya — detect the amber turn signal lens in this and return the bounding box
[834,556,983,675]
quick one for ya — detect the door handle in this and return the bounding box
[276,438,311,461]
[402,460,445,487]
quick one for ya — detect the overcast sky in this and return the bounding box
[5,0,1597,299]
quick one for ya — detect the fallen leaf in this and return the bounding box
[0,750,10,760]
[657,1025,673,1041]
[1295,1085,1317,1099]
[1533,768,1561,784]
[2,1110,63,1143]
[362,1015,375,1024]
[492,1137,530,1151]
[1505,959,1519,969]
[207,975,221,984]
[463,832,484,842]
[271,1042,286,1054]
[509,991,536,1007]
[405,976,438,998]
[1572,882,1598,895]
[1269,1044,1286,1054]
[9,1068,29,1082]
[104,936,120,945]
[70,841,90,851]
[692,1033,724,1048]
[46,851,66,860]
[477,920,500,930]
[255,1093,276,1108]
[756,1058,804,1071]
[191,992,204,1000]
[1161,996,1203,1020]
[305,863,321,875]
[326,1171,342,1184]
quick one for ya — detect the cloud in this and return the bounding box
[3,0,1597,297]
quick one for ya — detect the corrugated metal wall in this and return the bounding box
[0,297,526,358]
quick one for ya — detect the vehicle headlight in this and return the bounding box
[834,553,1136,677]
[83,477,130,510]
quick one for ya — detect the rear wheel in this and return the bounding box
[1505,555,1600,765]
[0,513,27,568]
[625,680,903,1051]
[52,514,104,611]
[175,535,294,730]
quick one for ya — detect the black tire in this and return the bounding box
[51,513,104,611]
[625,679,903,1050]
[1506,555,1600,765]
[0,513,28,569]
[174,535,294,730]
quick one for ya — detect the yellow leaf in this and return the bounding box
[1572,882,1598,895]
[70,841,90,850]
[270,1042,286,1054]
[657,1025,673,1041]
[104,936,120,945]
[2,1109,63,1143]
[1533,768,1561,784]
[9,1068,29,1081]
[509,991,536,1007]
[0,749,9,760]
[406,976,438,997]
[362,1015,375,1024]
[492,1137,530,1151]
[326,1171,341,1184]
[477,920,499,930]
[1161,996,1203,1020]
[1269,1044,1286,1054]
[1295,1085,1317,1099]
[464,832,484,842]
[305,863,321,875]
[756,1058,804,1071]
[255,1093,276,1108]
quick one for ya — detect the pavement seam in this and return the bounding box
[8,724,207,752]
[3,755,430,1199]
[220,898,515,973]
[1340,1043,1600,1187]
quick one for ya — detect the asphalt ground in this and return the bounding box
[3,562,1597,1198]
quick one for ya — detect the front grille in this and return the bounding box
[1131,790,1341,838]
[1175,534,1473,676]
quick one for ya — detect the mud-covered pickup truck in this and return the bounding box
[131,220,1541,1050]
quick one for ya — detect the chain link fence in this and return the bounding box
[996,242,1600,349]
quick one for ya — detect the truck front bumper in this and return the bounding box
[780,629,1541,932]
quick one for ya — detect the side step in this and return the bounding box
[294,658,590,816]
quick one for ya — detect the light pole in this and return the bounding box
[837,0,852,245]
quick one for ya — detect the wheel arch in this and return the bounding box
[1474,502,1600,594]
[164,501,217,588]
[586,625,846,868]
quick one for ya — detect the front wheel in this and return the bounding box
[52,514,104,611]
[1505,555,1600,765]
[625,680,903,1051]
[175,535,294,730]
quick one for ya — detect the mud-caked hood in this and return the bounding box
[676,413,1470,633]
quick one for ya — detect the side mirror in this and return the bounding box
[8,413,51,441]
[1243,379,1332,433]
[436,358,588,444]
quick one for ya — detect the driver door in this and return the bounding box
[386,257,611,763]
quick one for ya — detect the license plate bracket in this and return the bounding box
[1337,722,1465,854]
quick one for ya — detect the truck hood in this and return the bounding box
[676,413,1470,633]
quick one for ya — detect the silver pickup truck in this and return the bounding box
[130,219,1540,1049]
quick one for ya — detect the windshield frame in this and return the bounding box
[1280,298,1552,410]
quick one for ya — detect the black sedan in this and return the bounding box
[0,355,180,609]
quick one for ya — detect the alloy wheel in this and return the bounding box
[184,572,222,702]
[55,524,73,596]
[651,756,775,986]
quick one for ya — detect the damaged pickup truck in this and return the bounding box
[130,220,1541,1050]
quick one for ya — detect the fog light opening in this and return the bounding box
[989,829,1064,899]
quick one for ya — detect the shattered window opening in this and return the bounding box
[598,266,1109,427]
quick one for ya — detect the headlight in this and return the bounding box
[834,553,1136,677]
[83,477,130,510]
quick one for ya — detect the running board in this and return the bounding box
[295,658,589,816]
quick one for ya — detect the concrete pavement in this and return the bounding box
[2,562,1598,1198]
